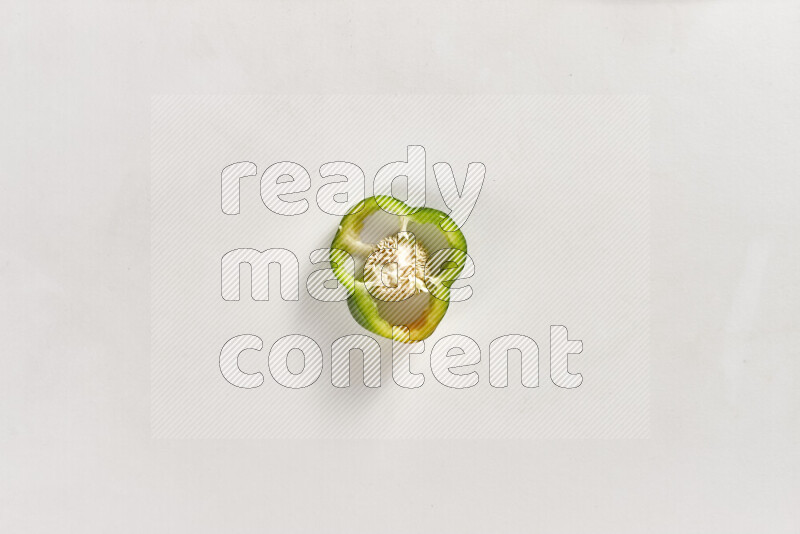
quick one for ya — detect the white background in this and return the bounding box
[2,1,798,532]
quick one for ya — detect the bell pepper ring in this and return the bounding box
[330,196,468,343]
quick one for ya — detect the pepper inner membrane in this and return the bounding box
[373,291,432,327]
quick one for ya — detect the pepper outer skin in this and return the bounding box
[330,196,467,343]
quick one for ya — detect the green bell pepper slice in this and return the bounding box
[330,195,468,343]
